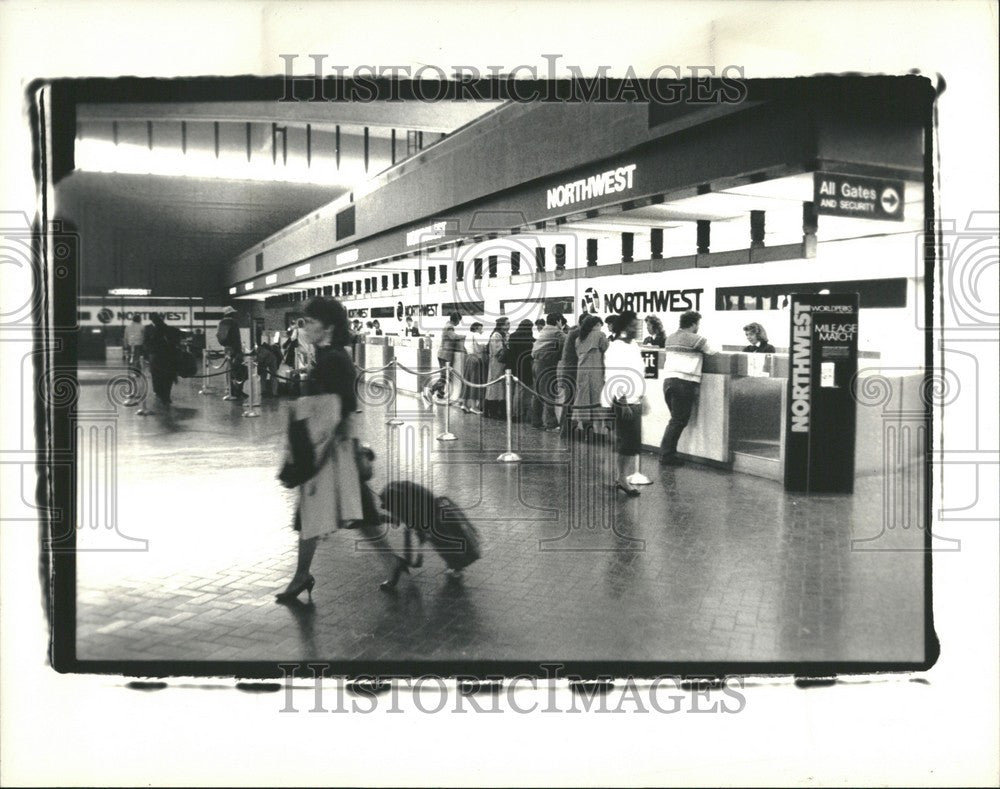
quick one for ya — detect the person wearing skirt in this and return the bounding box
[275,296,405,603]
[601,310,647,497]
[461,322,488,414]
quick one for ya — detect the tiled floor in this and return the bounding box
[75,365,927,663]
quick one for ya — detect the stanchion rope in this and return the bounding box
[448,368,507,389]
[511,376,564,407]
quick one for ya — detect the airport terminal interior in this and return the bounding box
[48,78,931,666]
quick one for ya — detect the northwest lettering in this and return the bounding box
[790,302,812,433]
[602,288,702,314]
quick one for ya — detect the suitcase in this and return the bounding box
[380,481,481,571]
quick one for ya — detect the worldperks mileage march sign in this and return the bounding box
[813,172,905,221]
[784,292,860,494]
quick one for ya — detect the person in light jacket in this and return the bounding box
[460,322,488,414]
[659,310,718,467]
[530,312,565,430]
[556,313,587,435]
[484,317,509,419]
[573,314,609,434]
[602,310,647,496]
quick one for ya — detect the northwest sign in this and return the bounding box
[546,164,637,210]
[580,286,703,315]
[813,172,905,221]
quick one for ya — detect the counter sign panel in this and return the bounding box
[813,173,905,221]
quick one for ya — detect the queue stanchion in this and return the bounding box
[134,358,155,416]
[198,349,216,395]
[123,352,141,406]
[243,356,260,418]
[497,370,521,463]
[222,356,239,401]
[437,362,457,441]
[626,452,653,486]
[386,359,404,426]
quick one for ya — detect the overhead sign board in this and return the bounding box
[813,173,905,221]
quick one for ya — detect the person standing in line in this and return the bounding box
[428,311,463,403]
[573,314,609,435]
[506,319,536,422]
[643,315,666,348]
[216,306,246,399]
[483,317,509,419]
[143,313,181,405]
[556,313,587,436]
[659,310,718,467]
[742,322,775,353]
[123,314,144,367]
[460,322,488,414]
[533,318,545,336]
[295,317,314,371]
[602,311,647,497]
[531,312,565,431]
[256,341,280,397]
[276,297,406,603]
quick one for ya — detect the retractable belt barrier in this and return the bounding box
[120,353,650,479]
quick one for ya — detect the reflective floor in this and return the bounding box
[75,364,927,663]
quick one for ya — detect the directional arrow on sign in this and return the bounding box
[880,187,900,214]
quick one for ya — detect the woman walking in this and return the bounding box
[142,313,181,405]
[484,317,509,419]
[573,314,609,435]
[602,311,647,497]
[460,322,488,414]
[275,296,405,603]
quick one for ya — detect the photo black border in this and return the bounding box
[33,75,939,680]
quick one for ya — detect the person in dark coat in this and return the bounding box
[216,306,245,398]
[506,319,536,422]
[276,297,406,603]
[256,342,280,396]
[142,313,181,404]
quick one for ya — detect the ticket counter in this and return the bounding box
[387,335,434,395]
[639,349,922,481]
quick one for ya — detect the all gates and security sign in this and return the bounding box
[813,172,905,221]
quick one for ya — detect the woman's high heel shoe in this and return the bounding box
[275,574,315,603]
[615,482,641,498]
[379,558,410,592]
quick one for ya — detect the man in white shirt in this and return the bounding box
[659,310,718,466]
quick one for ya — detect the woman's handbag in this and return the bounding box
[277,414,318,488]
[175,349,197,378]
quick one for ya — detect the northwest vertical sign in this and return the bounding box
[784,292,860,493]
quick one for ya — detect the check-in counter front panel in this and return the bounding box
[354,339,923,484]
[386,336,433,394]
